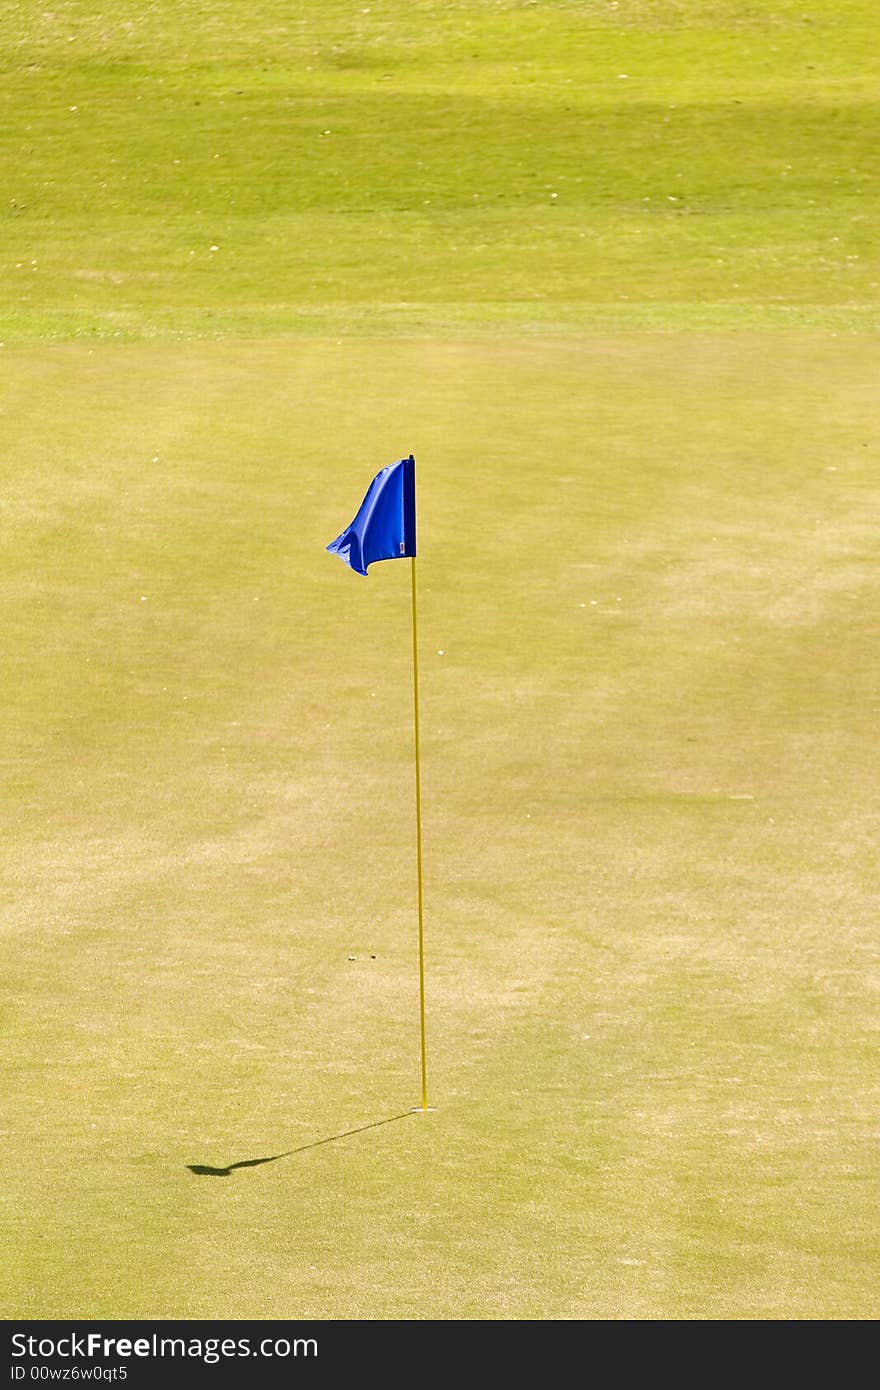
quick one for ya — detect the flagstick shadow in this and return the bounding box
[186,1109,417,1177]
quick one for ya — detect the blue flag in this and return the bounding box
[327,455,416,577]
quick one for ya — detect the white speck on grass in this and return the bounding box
[437,649,445,655]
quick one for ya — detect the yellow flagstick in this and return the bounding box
[410,555,429,1112]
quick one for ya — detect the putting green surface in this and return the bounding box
[1,1,878,1321]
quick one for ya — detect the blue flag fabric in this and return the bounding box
[326,455,416,577]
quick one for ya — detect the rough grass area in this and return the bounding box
[2,335,878,1318]
[1,0,878,340]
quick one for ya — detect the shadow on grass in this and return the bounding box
[187,1109,417,1177]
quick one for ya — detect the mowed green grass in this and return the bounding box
[1,0,879,1321]
[3,336,878,1320]
[1,0,878,338]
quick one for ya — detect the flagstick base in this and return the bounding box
[411,1106,437,1115]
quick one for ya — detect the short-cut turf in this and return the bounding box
[1,0,878,1321]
